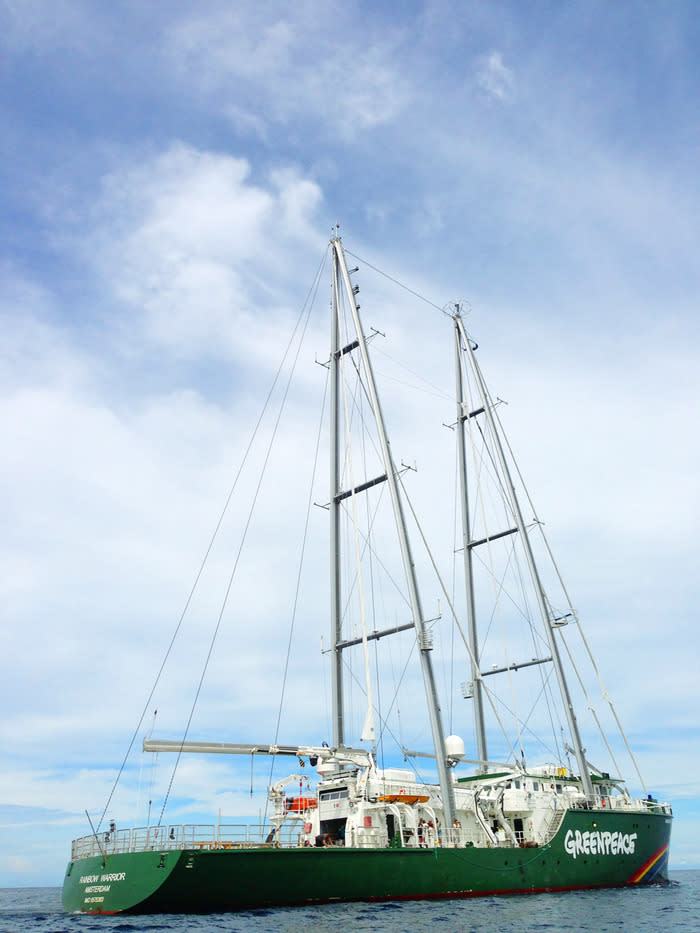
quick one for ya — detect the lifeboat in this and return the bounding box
[378,793,430,805]
[285,796,318,813]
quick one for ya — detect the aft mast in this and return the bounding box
[454,316,488,772]
[330,236,457,829]
[454,311,594,799]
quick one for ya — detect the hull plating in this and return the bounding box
[62,809,671,914]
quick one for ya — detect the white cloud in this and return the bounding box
[0,152,330,795]
[475,50,514,101]
[86,144,323,362]
[165,4,410,137]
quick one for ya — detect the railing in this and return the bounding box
[566,795,672,816]
[456,825,498,849]
[640,798,672,815]
[70,822,301,860]
[542,805,566,843]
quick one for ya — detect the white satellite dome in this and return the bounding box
[445,734,465,761]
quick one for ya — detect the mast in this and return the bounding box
[331,236,457,829]
[330,250,344,747]
[455,314,594,799]
[454,316,488,771]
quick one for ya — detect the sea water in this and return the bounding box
[1,873,698,933]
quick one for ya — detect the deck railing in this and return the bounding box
[70,822,299,860]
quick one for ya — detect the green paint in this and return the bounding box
[62,809,671,914]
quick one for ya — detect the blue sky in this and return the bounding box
[1,1,698,886]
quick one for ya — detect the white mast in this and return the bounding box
[330,245,344,747]
[331,236,457,829]
[455,313,594,799]
[454,315,488,771]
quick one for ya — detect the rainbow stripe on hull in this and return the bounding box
[627,842,670,884]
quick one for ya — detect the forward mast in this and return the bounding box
[329,237,457,827]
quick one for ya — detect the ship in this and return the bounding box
[62,233,672,913]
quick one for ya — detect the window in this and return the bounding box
[319,788,349,802]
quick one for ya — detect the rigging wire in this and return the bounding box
[557,628,625,782]
[362,352,383,752]
[370,342,453,403]
[491,396,647,790]
[373,637,384,770]
[487,681,563,765]
[157,256,323,824]
[137,245,329,825]
[508,533,565,765]
[344,249,448,317]
[96,281,316,832]
[96,245,331,833]
[339,496,410,616]
[462,357,526,765]
[396,469,522,765]
[338,299,376,748]
[449,447,459,736]
[341,636,418,763]
[265,354,331,809]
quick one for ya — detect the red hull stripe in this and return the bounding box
[627,842,669,883]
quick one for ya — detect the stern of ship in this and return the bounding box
[62,850,181,914]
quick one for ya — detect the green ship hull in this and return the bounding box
[62,808,671,914]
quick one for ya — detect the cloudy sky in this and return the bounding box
[1,0,698,886]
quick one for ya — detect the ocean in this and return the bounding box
[1,873,698,933]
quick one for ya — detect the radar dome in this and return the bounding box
[445,734,465,761]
